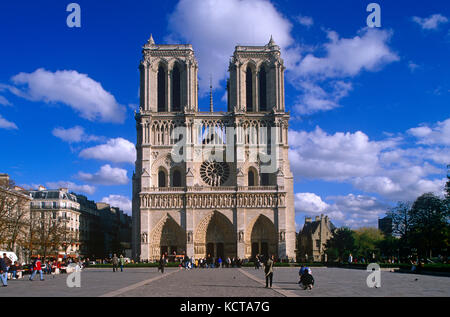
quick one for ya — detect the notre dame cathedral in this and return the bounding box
[132,35,295,262]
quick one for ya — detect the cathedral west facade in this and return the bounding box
[132,35,295,262]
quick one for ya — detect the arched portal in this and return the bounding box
[247,215,277,259]
[149,215,186,260]
[194,211,236,259]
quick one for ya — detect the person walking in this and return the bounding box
[264,255,274,288]
[29,255,44,281]
[158,254,166,273]
[112,254,119,272]
[119,255,125,272]
[0,254,8,287]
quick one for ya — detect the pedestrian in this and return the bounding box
[9,261,18,280]
[29,254,44,281]
[254,254,260,270]
[119,254,125,272]
[158,254,166,273]
[348,253,353,264]
[0,254,8,287]
[299,268,314,290]
[264,255,274,288]
[112,254,119,272]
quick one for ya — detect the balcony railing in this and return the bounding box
[141,185,283,193]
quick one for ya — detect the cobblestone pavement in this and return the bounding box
[0,267,449,297]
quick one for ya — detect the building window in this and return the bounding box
[248,170,255,186]
[261,173,270,186]
[316,240,320,248]
[172,170,182,187]
[158,170,166,187]
[246,66,253,112]
[259,67,267,111]
[157,66,166,112]
[172,64,181,111]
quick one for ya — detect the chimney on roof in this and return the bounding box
[0,173,9,187]
[38,185,46,191]
[305,217,312,223]
[315,216,320,222]
[60,188,68,193]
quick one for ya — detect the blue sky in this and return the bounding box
[0,0,449,229]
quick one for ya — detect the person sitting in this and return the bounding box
[299,269,314,290]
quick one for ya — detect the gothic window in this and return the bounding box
[158,170,166,187]
[248,170,256,186]
[172,64,181,111]
[246,66,253,112]
[172,170,182,187]
[157,66,166,112]
[200,160,230,186]
[259,67,267,111]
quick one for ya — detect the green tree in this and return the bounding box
[377,235,400,259]
[386,201,412,256]
[353,227,384,259]
[409,193,449,259]
[325,227,355,262]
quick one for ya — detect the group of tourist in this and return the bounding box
[0,253,85,287]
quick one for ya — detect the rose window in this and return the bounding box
[200,160,230,186]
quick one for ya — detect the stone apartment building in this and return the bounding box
[297,214,336,262]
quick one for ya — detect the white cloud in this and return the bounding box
[167,0,293,94]
[45,181,96,195]
[0,95,11,106]
[294,80,353,114]
[289,120,447,201]
[292,28,399,79]
[288,126,392,181]
[412,14,448,30]
[408,61,420,72]
[77,164,129,185]
[52,126,101,143]
[296,192,390,229]
[296,15,314,28]
[79,138,136,164]
[100,194,132,214]
[9,68,126,123]
[0,114,18,130]
[407,118,450,146]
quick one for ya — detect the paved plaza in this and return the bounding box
[0,267,449,297]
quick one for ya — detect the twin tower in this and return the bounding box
[132,35,295,262]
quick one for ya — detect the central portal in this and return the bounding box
[195,211,236,259]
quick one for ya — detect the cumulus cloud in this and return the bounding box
[100,194,132,214]
[167,0,294,94]
[407,118,450,146]
[52,126,101,143]
[0,114,18,130]
[295,192,390,229]
[77,164,129,185]
[291,28,399,79]
[289,120,447,201]
[412,14,448,30]
[79,138,136,164]
[288,28,398,115]
[9,68,126,123]
[45,181,96,195]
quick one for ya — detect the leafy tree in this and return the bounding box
[386,201,412,255]
[377,235,400,258]
[325,227,355,262]
[409,193,449,259]
[353,227,384,259]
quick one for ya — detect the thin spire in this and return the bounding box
[148,34,155,45]
[209,75,213,112]
[268,34,275,46]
